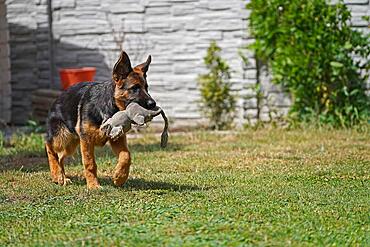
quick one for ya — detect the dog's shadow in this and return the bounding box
[0,141,184,173]
[129,142,183,153]
[0,151,47,173]
[68,175,204,192]
[123,177,204,191]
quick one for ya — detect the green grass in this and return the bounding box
[0,128,369,246]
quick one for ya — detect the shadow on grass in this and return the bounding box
[68,175,204,192]
[0,142,184,173]
[124,177,202,191]
[0,151,47,173]
[129,142,183,153]
[0,150,83,173]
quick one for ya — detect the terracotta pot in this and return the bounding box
[59,67,96,90]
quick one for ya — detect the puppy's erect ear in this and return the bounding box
[112,51,132,86]
[134,55,151,74]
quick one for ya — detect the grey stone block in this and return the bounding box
[172,5,196,16]
[53,0,76,9]
[76,0,101,7]
[146,6,171,15]
[144,0,172,7]
[207,0,233,10]
[105,3,145,14]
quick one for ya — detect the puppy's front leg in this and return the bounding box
[80,139,101,189]
[109,135,131,186]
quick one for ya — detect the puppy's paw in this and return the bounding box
[87,183,102,190]
[58,176,72,186]
[112,175,128,187]
[62,178,72,186]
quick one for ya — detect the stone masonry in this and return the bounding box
[0,0,11,124]
[4,0,370,125]
[50,0,251,126]
[5,0,49,124]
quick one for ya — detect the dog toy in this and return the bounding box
[100,102,169,148]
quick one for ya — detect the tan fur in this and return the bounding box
[114,85,128,111]
[79,122,131,187]
[45,125,78,185]
[110,135,131,186]
[45,142,60,184]
[80,138,100,189]
[78,121,112,189]
[51,125,78,153]
[81,121,109,147]
[133,67,143,74]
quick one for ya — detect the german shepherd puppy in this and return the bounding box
[45,51,156,189]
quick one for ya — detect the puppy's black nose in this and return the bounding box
[147,99,156,109]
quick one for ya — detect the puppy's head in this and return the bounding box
[112,51,156,110]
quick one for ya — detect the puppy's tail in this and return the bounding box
[160,110,169,148]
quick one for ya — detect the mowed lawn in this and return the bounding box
[0,128,369,246]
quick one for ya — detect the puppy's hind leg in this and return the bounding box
[45,141,61,184]
[45,126,79,186]
[57,139,79,186]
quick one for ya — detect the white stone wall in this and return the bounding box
[4,0,370,125]
[5,0,49,124]
[50,0,252,126]
[0,0,11,124]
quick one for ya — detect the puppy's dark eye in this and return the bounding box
[130,85,140,93]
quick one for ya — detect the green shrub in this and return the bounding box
[198,41,236,130]
[247,0,370,127]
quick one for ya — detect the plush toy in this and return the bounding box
[100,102,169,148]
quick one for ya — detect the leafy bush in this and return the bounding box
[247,0,370,127]
[198,41,236,130]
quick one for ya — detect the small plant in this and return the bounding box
[247,0,370,127]
[9,132,44,152]
[26,120,44,133]
[198,41,236,130]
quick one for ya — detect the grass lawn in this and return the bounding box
[0,128,369,246]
